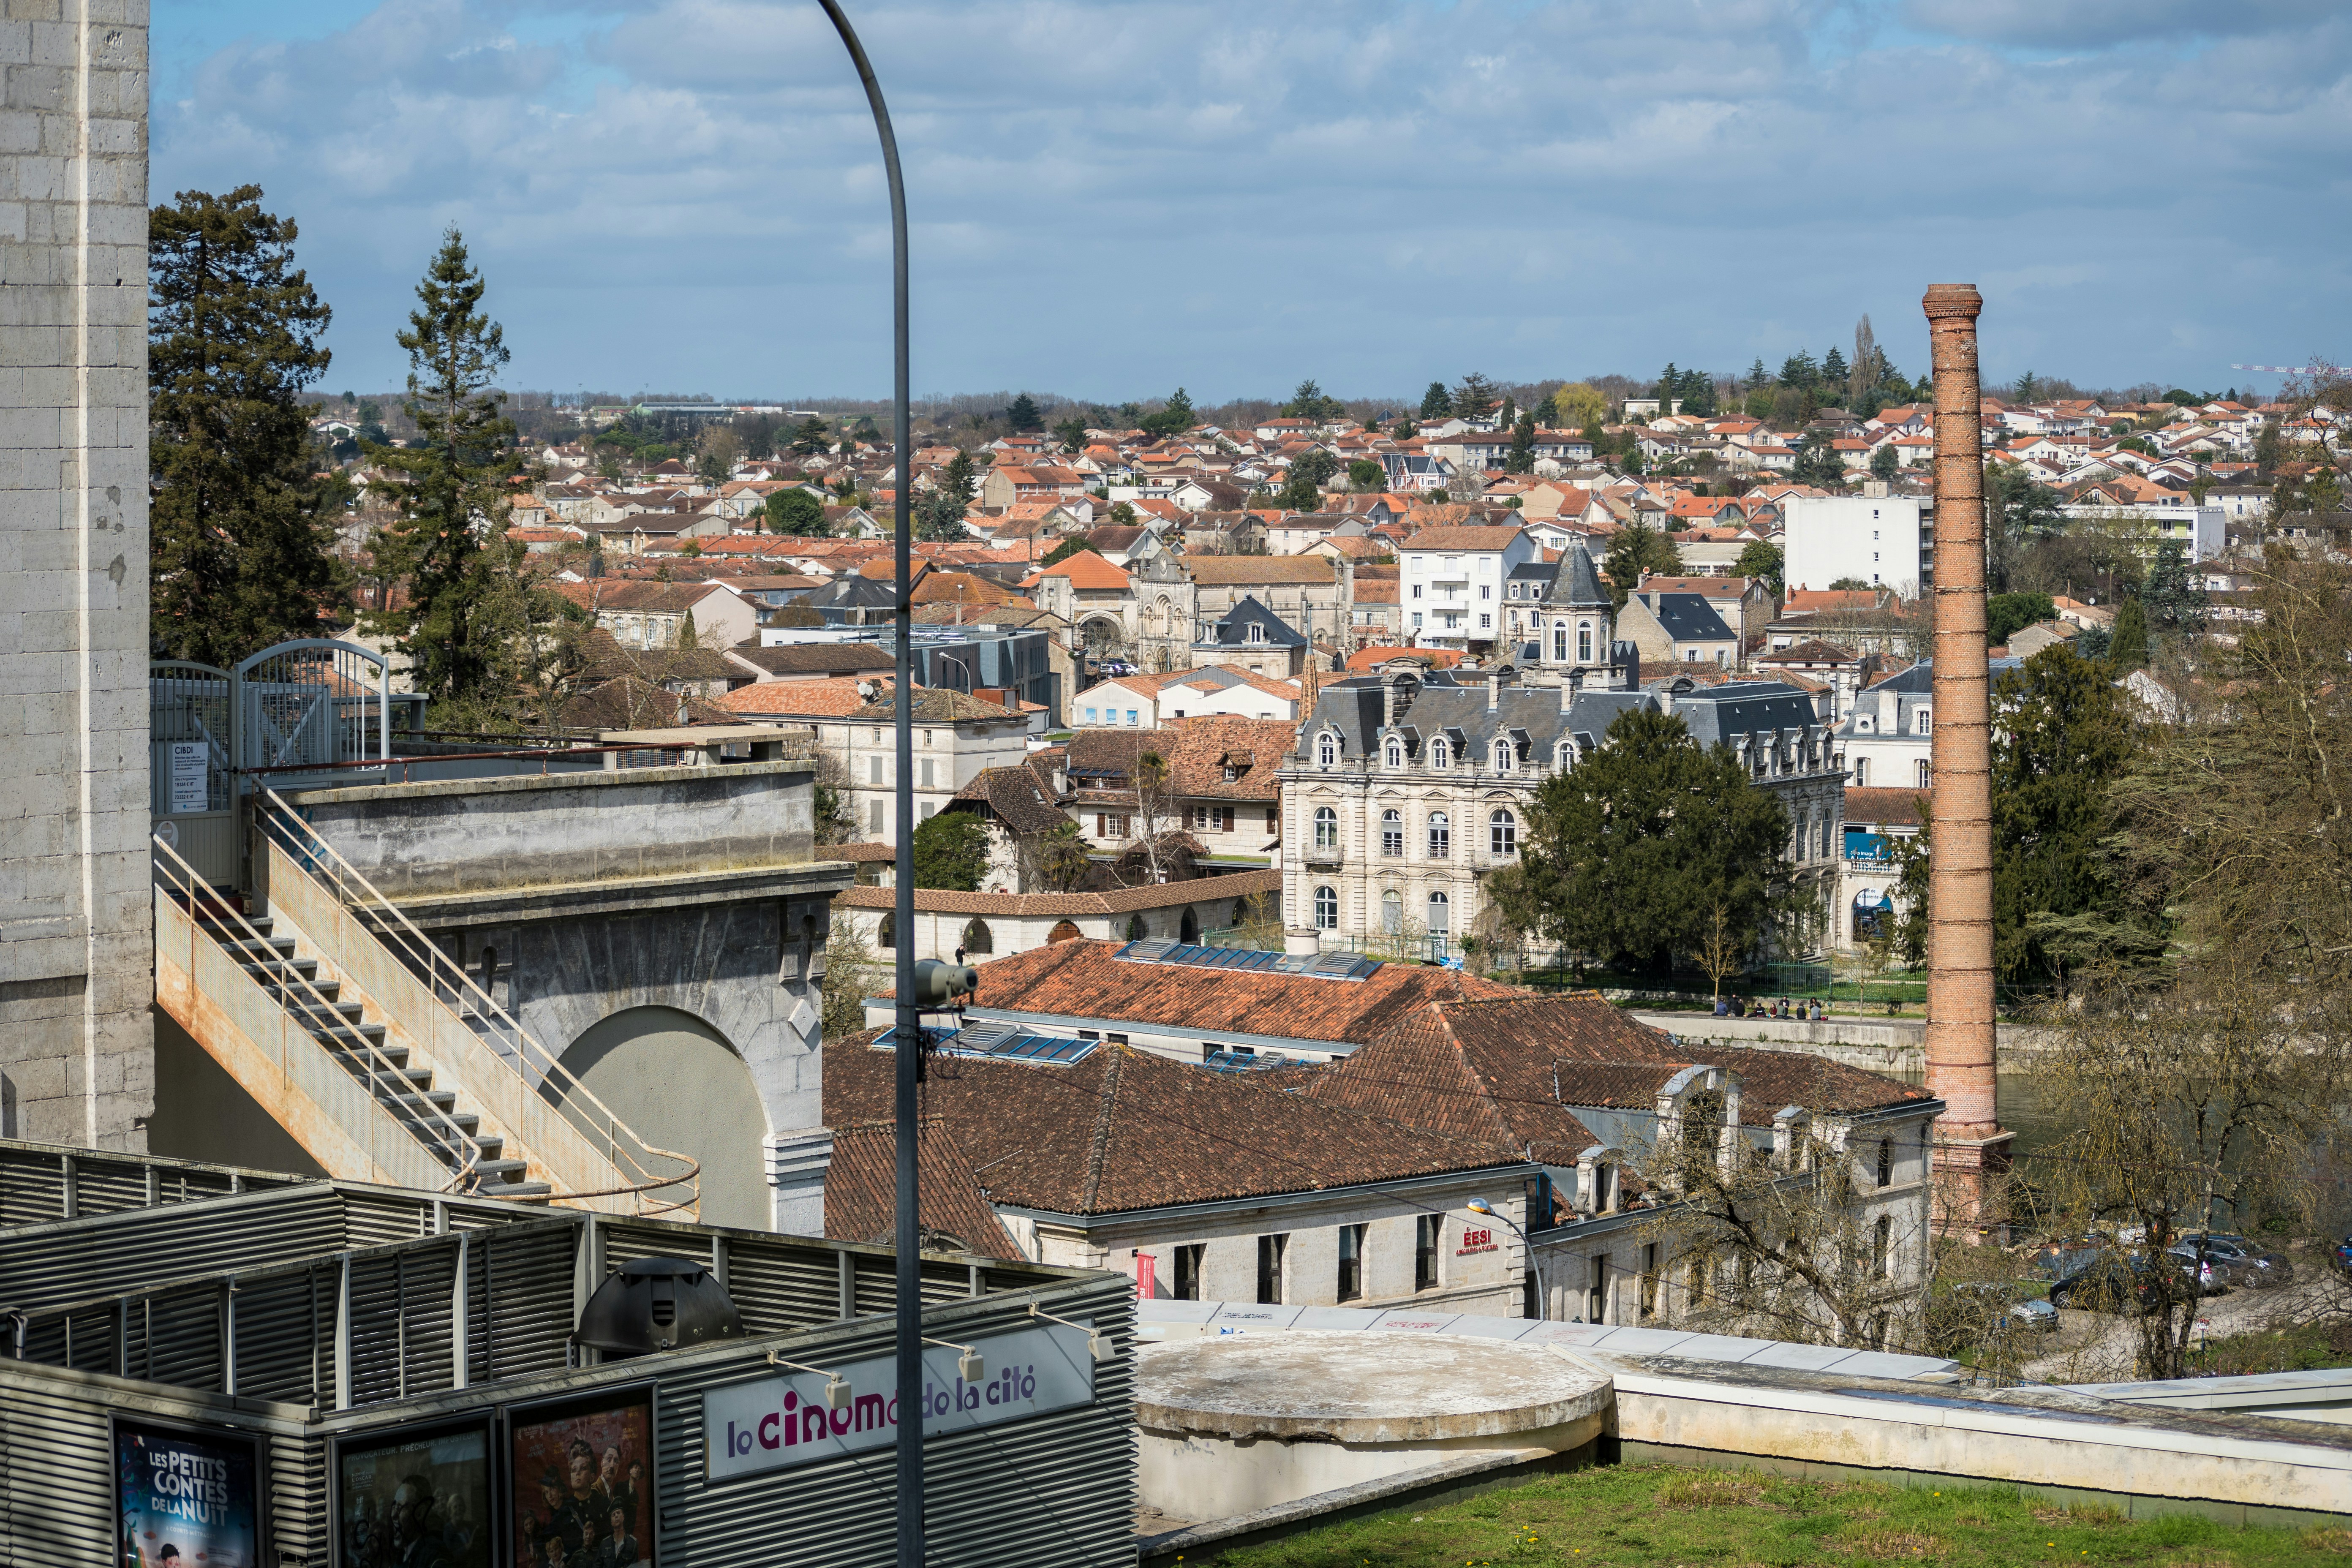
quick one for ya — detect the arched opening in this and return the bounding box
[1179,906,1200,944]
[1313,885,1339,929]
[1081,617,1125,654]
[557,1005,768,1230]
[1314,806,1339,849]
[1047,919,1082,943]
[1381,889,1402,934]
[960,916,993,955]
[1489,809,1517,858]
[1427,890,1451,934]
[877,912,896,949]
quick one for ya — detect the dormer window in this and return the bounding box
[1247,622,1265,645]
[1554,740,1576,770]
[1384,738,1404,769]
[1429,737,1450,769]
[1492,738,1515,773]
[1316,731,1339,768]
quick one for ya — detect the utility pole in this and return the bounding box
[813,3,924,1558]
[1921,283,2012,1236]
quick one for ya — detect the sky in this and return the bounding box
[155,0,2352,405]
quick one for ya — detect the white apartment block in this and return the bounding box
[1783,495,1928,598]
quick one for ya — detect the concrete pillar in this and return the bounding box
[1920,283,2011,1230]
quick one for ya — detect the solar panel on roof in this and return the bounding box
[1113,938,1377,982]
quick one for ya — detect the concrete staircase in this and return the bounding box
[197,908,548,1199]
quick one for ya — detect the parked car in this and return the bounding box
[1957,1282,2059,1334]
[2330,1234,2352,1279]
[2163,1247,2231,1295]
[2175,1233,2292,1290]
[2048,1254,2163,1314]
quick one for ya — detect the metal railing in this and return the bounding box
[151,832,483,1194]
[253,789,700,1218]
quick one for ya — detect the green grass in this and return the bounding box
[2188,1318,2352,1378]
[1187,1464,2352,1567]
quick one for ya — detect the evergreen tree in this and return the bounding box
[1052,415,1089,453]
[149,186,345,667]
[1745,358,1769,394]
[2013,370,2042,405]
[941,448,978,504]
[1733,539,1783,594]
[1164,385,1195,427]
[910,811,992,892]
[1601,523,1682,607]
[764,488,828,537]
[1778,351,1819,389]
[2107,597,2149,670]
[1419,380,1454,419]
[1452,372,1501,422]
[789,415,831,456]
[362,229,526,719]
[2142,542,2210,633]
[1869,442,1900,481]
[1657,362,1679,409]
[1006,392,1044,432]
[1821,346,1848,391]
[1505,411,1536,474]
[914,490,972,542]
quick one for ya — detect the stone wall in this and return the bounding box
[0,0,152,1149]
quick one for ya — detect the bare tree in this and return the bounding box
[1695,901,1743,1003]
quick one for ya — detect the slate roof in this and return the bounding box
[1301,672,1652,763]
[1541,547,1611,610]
[724,641,898,678]
[1198,596,1307,650]
[1648,593,1737,645]
[1661,681,1829,748]
[823,1034,1524,1217]
[824,1117,1025,1260]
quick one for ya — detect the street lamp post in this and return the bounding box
[1467,1195,1546,1322]
[810,3,921,1562]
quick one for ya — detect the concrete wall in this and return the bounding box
[0,0,152,1152]
[146,1005,328,1177]
[558,1004,768,1230]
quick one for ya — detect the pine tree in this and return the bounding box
[1779,351,1818,389]
[1420,381,1454,419]
[1746,358,1769,394]
[789,416,831,456]
[362,229,523,718]
[1007,392,1043,432]
[1506,411,1536,474]
[1657,363,1679,411]
[942,449,978,504]
[2108,598,2149,671]
[1821,347,1848,392]
[1452,372,1501,422]
[149,186,345,667]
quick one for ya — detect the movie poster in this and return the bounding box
[116,1421,260,1568]
[335,1423,493,1568]
[509,1392,655,1568]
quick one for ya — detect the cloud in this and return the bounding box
[154,0,2352,398]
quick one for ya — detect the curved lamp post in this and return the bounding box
[1467,1195,1546,1322]
[811,3,920,1560]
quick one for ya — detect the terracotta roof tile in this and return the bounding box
[824,1116,1025,1260]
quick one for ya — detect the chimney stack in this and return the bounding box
[1486,668,1502,711]
[1922,282,2011,1233]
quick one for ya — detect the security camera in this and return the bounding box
[912,959,979,1008]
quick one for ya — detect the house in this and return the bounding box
[1838,786,1926,950]
[1633,575,1777,659]
[1191,596,1311,678]
[1399,525,1535,651]
[1264,512,1347,555]
[1075,665,1301,728]
[1022,549,1138,659]
[548,579,758,652]
[2006,620,2079,658]
[1181,555,1353,655]
[1617,591,1740,669]
[1754,638,1867,720]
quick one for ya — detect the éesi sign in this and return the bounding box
[704,1323,1097,1479]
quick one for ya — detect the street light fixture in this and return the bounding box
[1467,1196,1546,1323]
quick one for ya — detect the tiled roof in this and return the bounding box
[718,675,898,717]
[1060,717,1300,802]
[559,674,733,730]
[1184,556,1339,586]
[950,765,1071,836]
[824,1116,1024,1260]
[1843,786,1929,828]
[1404,525,1525,550]
[1024,550,1131,591]
[1761,638,1863,666]
[724,642,898,678]
[823,1032,1522,1217]
[849,688,1018,724]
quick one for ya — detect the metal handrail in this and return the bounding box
[253,789,700,1217]
[151,833,483,1195]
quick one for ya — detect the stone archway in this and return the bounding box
[1047,920,1081,943]
[556,1006,768,1230]
[1081,615,1127,655]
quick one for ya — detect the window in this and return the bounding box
[1127,710,1140,727]
[1480,583,1491,600]
[920,757,935,789]
[1854,756,1870,787]
[1083,706,1097,724]
[868,755,884,785]
[1337,1223,1366,1302]
[1428,736,1449,769]
[1411,612,1423,629]
[1877,1137,1894,1187]
[1916,759,1932,789]
[1478,613,1491,629]
[1381,888,1402,934]
[1415,1215,1440,1291]
[1316,731,1338,768]
[1096,812,1130,838]
[1381,809,1403,855]
[1639,1242,1659,1321]
[1256,1234,1287,1303]
[1579,622,1594,662]
[1915,708,1930,735]
[1873,1215,1892,1279]
[1313,806,1338,849]
[1173,1244,1204,1301]
[1820,816,1834,858]
[1492,738,1514,772]
[1554,739,1576,771]
[1384,738,1403,768]
[1587,1255,1607,1323]
[877,913,895,949]
[1313,885,1338,929]
[869,799,885,832]
[1428,811,1450,858]
[919,802,936,820]
[1427,890,1450,934]
[960,917,993,955]
[1266,806,1279,832]
[1552,623,1568,662]
[1490,809,1517,858]
[1411,583,1422,599]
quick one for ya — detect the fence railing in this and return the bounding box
[254,789,700,1219]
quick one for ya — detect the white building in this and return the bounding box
[1783,494,1928,598]
[2058,502,2226,562]
[1400,525,1537,650]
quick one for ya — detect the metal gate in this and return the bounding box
[231,640,390,786]
[149,660,239,887]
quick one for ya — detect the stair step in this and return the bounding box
[471,1133,502,1157]
[217,936,297,961]
[471,1158,531,1179]
[389,1089,458,1111]
[489,1182,553,1200]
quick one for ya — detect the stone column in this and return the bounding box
[1921,283,2010,1230]
[0,0,152,1150]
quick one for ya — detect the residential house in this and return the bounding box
[1753,639,1866,721]
[549,579,758,652]
[1617,591,1740,669]
[1399,525,1536,651]
[1634,576,1777,659]
[1838,786,1925,950]
[1191,597,1311,678]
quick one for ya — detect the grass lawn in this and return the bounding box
[1194,1464,2352,1567]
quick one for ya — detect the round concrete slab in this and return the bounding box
[1137,1330,1612,1444]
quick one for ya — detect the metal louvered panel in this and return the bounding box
[722,1237,846,1332]
[346,1252,406,1406]
[853,1250,897,1317]
[146,1289,226,1391]
[71,1154,155,1215]
[270,1430,331,1568]
[469,1223,577,1387]
[0,1147,68,1229]
[0,1183,341,1315]
[234,1268,328,1407]
[339,1186,438,1248]
[0,1378,116,1564]
[399,1245,459,1398]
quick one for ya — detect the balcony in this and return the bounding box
[1301,842,1345,870]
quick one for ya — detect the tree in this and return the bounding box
[1514,708,1791,973]
[1281,379,1342,423]
[1695,902,1746,1001]
[940,448,978,505]
[2142,542,2209,634]
[820,916,882,1041]
[1107,501,1138,526]
[1745,358,1770,394]
[914,490,972,542]
[695,423,740,485]
[1021,819,1093,893]
[1505,411,1536,474]
[1452,372,1501,422]
[1039,537,1098,568]
[1551,382,1608,431]
[765,487,828,537]
[1850,316,1878,406]
[1820,346,1848,391]
[1419,381,1453,419]
[1347,457,1385,491]
[2107,597,2148,670]
[1868,442,1900,482]
[1778,351,1819,389]
[1826,577,1872,591]
[1279,448,1339,511]
[361,229,523,719]
[1989,645,2150,983]
[1052,415,1089,454]
[1602,523,1682,605]
[1790,435,1846,490]
[789,415,832,456]
[1006,392,1044,432]
[148,186,345,667]
[1985,591,2055,647]
[2013,370,2042,405]
[1984,461,2066,591]
[1734,539,1783,594]
[910,811,993,892]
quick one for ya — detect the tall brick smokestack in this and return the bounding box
[1922,283,2010,1230]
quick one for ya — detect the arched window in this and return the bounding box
[1428,736,1450,769]
[1047,919,1082,943]
[1316,731,1339,768]
[1554,739,1576,771]
[1799,809,1815,861]
[1428,811,1451,858]
[1313,885,1339,929]
[1552,622,1568,663]
[1380,809,1403,856]
[1490,809,1518,858]
[877,912,896,949]
[1381,889,1402,934]
[1492,738,1514,772]
[1384,737,1404,768]
[1427,890,1451,934]
[1314,806,1339,849]
[1578,621,1594,663]
[960,917,994,954]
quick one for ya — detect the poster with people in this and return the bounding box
[116,1421,260,1568]
[335,1423,492,1568]
[509,1391,655,1568]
